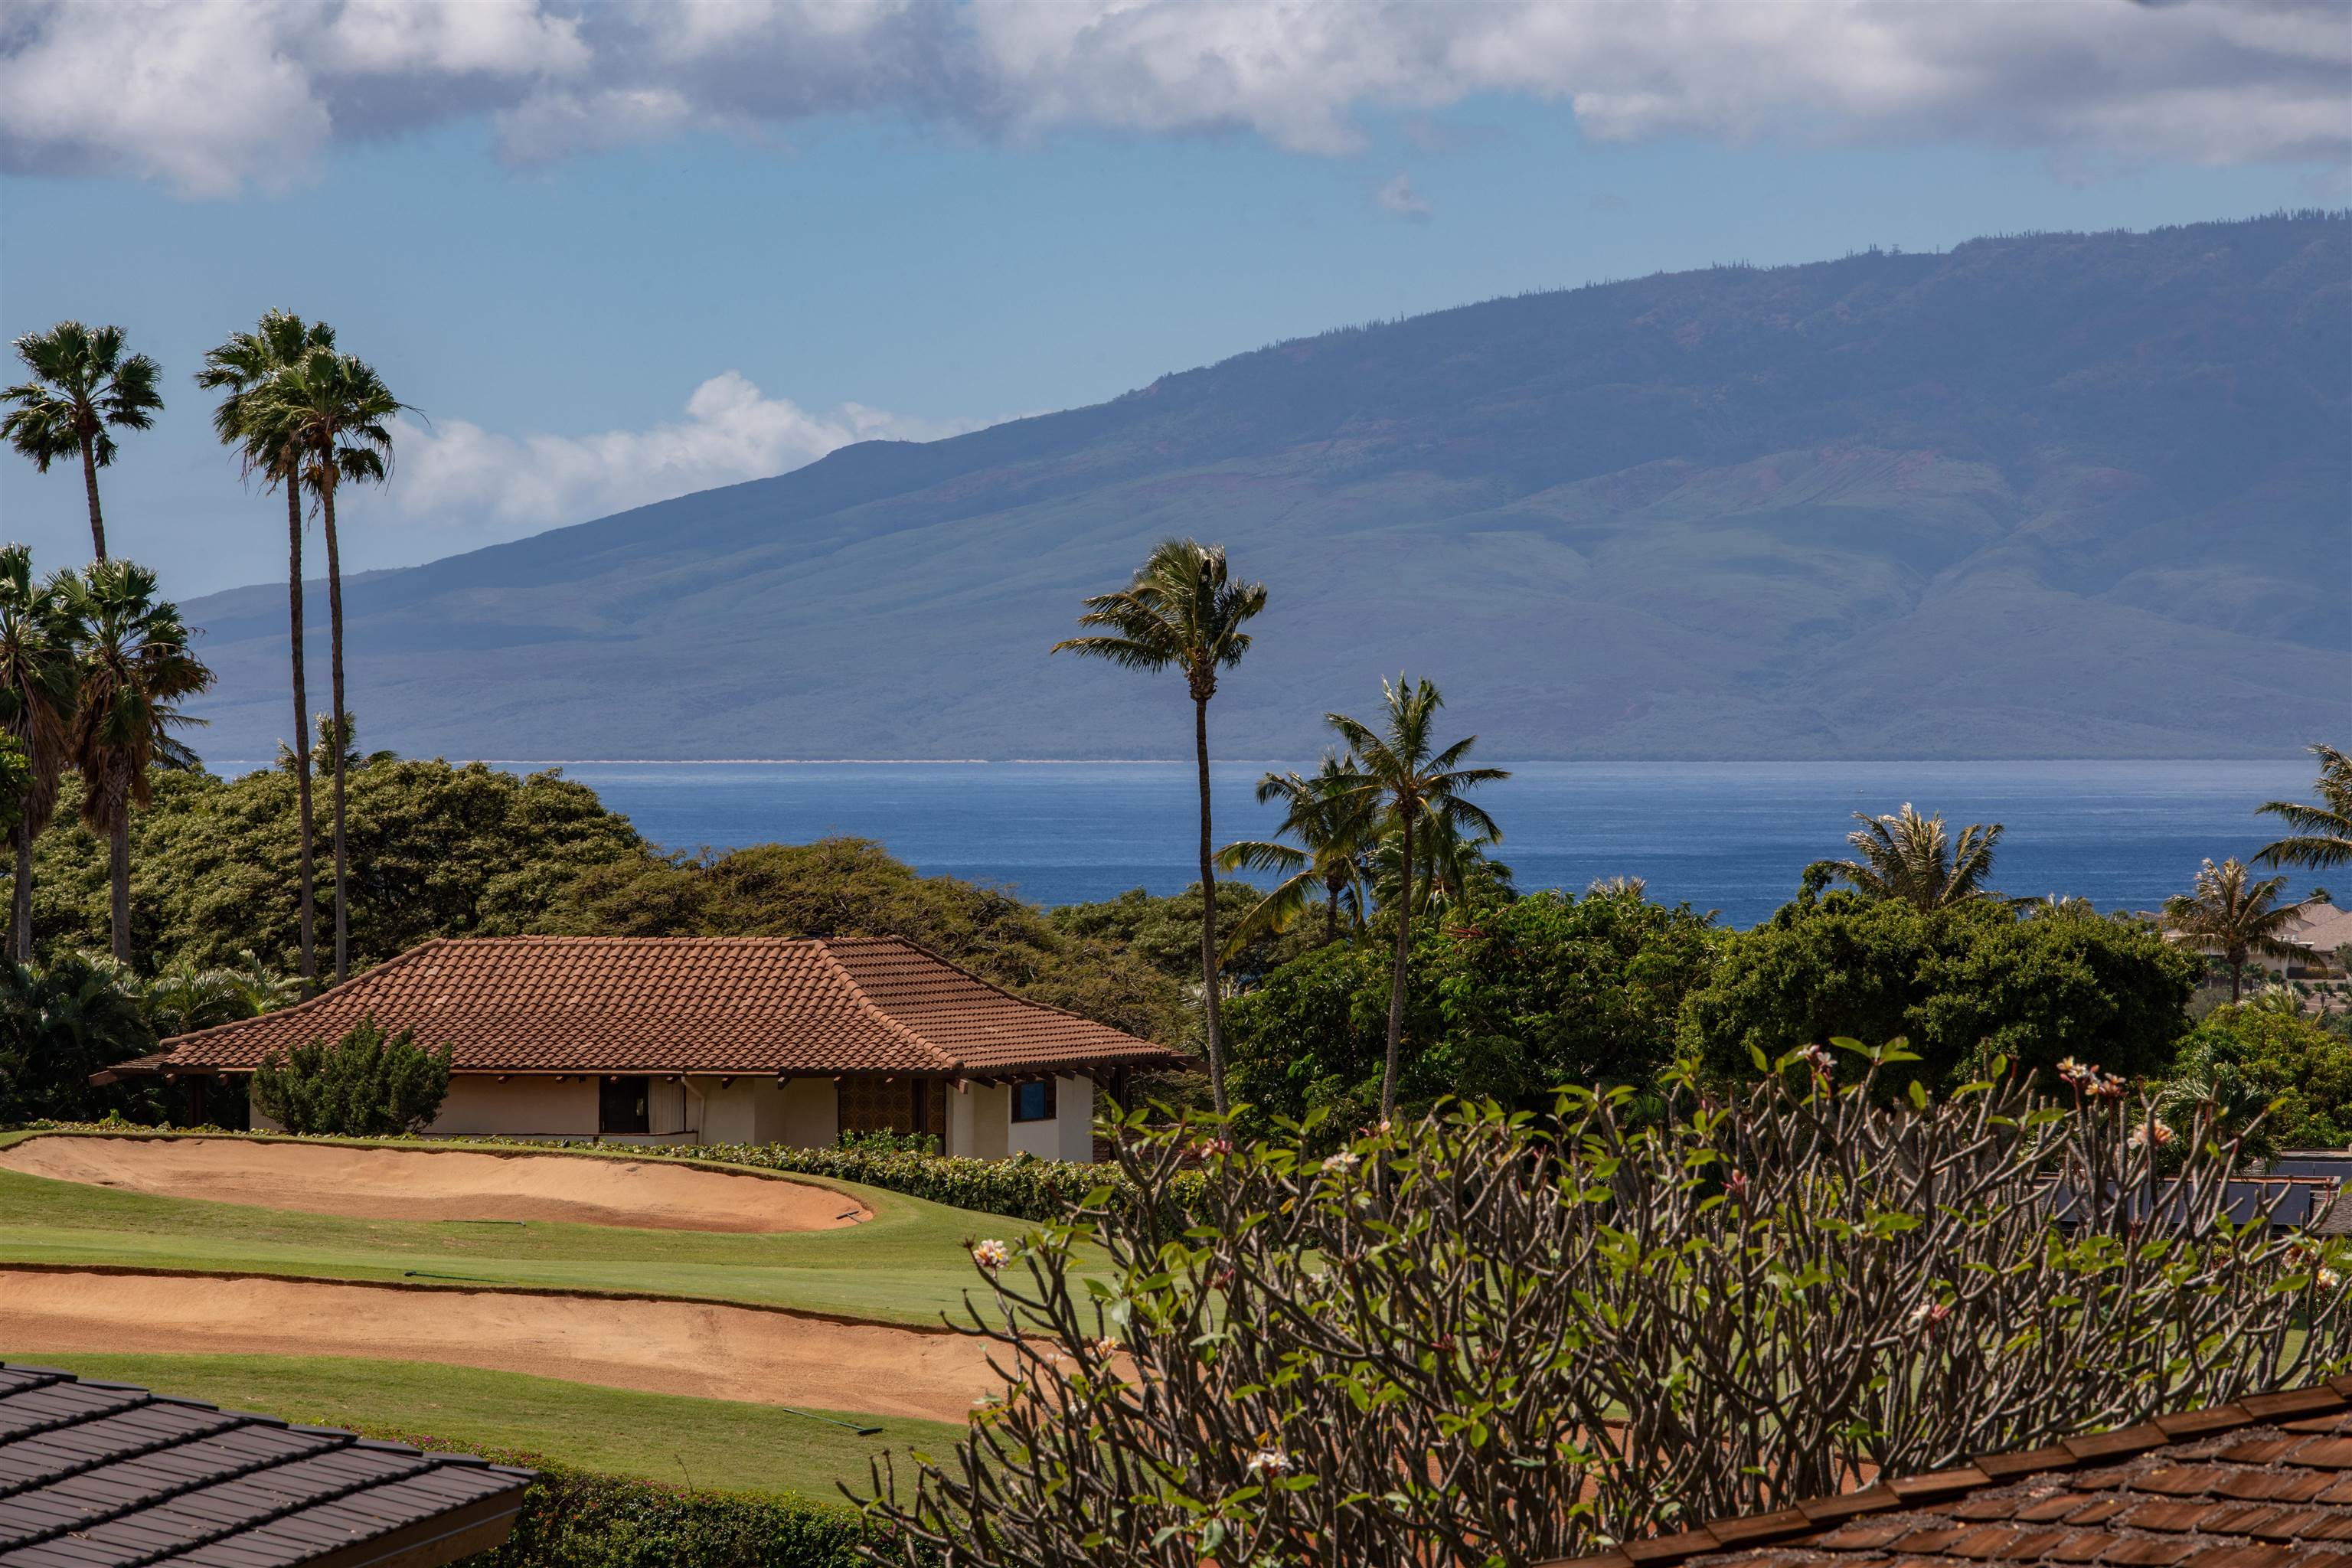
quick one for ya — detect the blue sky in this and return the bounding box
[2,1,2345,596]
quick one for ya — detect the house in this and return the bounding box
[1539,1377,2352,1568]
[0,1362,533,1565]
[2275,899,2352,979]
[121,936,1184,1160]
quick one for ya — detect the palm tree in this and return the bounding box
[1808,803,2004,910]
[245,346,403,984]
[1216,753,1377,953]
[1325,676,1508,1121]
[2256,743,2351,872]
[1052,539,1267,1115]
[0,549,82,962]
[66,560,213,963]
[1,322,165,560]
[198,311,338,994]
[1370,807,1512,918]
[2161,857,2299,1003]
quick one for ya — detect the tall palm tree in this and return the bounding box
[1325,676,1508,1121]
[0,549,81,961]
[1370,809,1512,918]
[197,311,338,995]
[1216,752,1377,952]
[2256,743,2351,872]
[2161,857,2299,1003]
[1808,803,2004,910]
[1,322,165,561]
[67,560,213,962]
[246,346,403,984]
[1052,539,1267,1116]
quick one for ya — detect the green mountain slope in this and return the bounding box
[184,214,2352,762]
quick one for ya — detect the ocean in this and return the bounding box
[446,759,2324,928]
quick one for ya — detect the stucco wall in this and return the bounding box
[779,1078,838,1148]
[958,1083,1011,1160]
[691,1076,837,1148]
[428,1076,600,1138]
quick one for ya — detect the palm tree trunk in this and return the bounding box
[1325,876,1340,946]
[79,433,106,562]
[323,484,350,985]
[11,819,32,962]
[2230,956,2244,1004]
[1194,694,1227,1116]
[286,475,316,995]
[109,808,129,963]
[1380,809,1413,1122]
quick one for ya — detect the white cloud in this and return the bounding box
[1374,170,1431,220]
[4,0,2346,194]
[387,371,982,534]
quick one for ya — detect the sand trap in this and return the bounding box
[0,1135,869,1233]
[0,1269,1000,1423]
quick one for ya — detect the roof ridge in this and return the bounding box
[861,933,1114,1030]
[812,939,961,1074]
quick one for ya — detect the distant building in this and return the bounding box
[116,936,1184,1161]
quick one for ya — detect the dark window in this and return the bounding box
[600,1075,650,1135]
[1011,1079,1057,1123]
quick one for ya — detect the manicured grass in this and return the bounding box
[3,1351,962,1501]
[0,1129,1042,1325]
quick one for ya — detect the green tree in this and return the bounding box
[0,548,82,962]
[0,322,164,561]
[1368,806,1513,918]
[0,733,25,842]
[1051,539,1267,1115]
[0,950,158,1124]
[198,310,338,993]
[246,346,405,985]
[1214,753,1377,952]
[64,560,213,963]
[250,1015,452,1136]
[2161,857,2299,1003]
[2256,743,2351,873]
[1325,675,1508,1119]
[1806,802,2004,909]
[2159,1002,2352,1153]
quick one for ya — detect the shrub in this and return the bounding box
[863,1052,2350,1567]
[0,951,160,1125]
[2161,1001,2352,1152]
[250,1015,452,1136]
[655,1138,1202,1226]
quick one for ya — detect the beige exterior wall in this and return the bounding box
[428,1076,600,1138]
[957,1083,1011,1160]
[688,1076,838,1148]
[779,1078,838,1149]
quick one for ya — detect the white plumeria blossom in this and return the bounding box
[1322,1152,1361,1174]
[1245,1448,1292,1475]
[971,1238,1013,1270]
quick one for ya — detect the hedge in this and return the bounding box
[646,1138,1204,1225]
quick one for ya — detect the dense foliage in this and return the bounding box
[0,952,158,1123]
[2161,1001,2352,1152]
[249,1015,452,1136]
[652,1139,1203,1226]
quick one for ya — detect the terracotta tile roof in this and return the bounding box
[0,1361,531,1566]
[1541,1378,2352,1568]
[156,936,1177,1079]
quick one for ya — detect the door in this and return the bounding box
[599,1075,650,1135]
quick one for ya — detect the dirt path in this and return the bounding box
[0,1269,999,1423]
[0,1135,868,1232]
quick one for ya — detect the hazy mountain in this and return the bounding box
[184,214,2350,764]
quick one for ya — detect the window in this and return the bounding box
[1011,1078,1057,1123]
[599,1075,650,1135]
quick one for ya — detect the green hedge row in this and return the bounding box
[654,1138,1204,1224]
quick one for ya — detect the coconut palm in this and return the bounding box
[1052,539,1267,1115]
[1,322,165,561]
[244,346,404,984]
[1325,675,1508,1121]
[198,311,338,994]
[2161,858,2299,1003]
[1808,803,2004,910]
[0,549,83,961]
[66,560,213,962]
[1369,808,1512,919]
[1215,753,1377,954]
[2256,743,2351,872]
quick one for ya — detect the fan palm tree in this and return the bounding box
[1325,676,1508,1121]
[245,346,404,984]
[1215,752,1377,953]
[2256,743,2351,872]
[1052,539,1267,1115]
[1,322,165,561]
[0,549,83,962]
[1808,803,2004,910]
[2161,857,2299,1003]
[67,560,213,962]
[198,311,338,994]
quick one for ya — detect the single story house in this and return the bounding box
[122,935,1184,1161]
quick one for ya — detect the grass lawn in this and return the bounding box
[5,1350,964,1501]
[0,1129,1044,1326]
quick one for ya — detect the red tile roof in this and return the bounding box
[158,936,1178,1078]
[1541,1379,2352,1568]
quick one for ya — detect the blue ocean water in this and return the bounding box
[468,759,2323,928]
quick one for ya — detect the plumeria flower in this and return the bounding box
[1908,1300,1952,1330]
[2056,1056,2092,1087]
[2128,1122,2176,1149]
[971,1238,1013,1271]
[1194,1136,1233,1158]
[1245,1449,1292,1476]
[2318,1266,2343,1292]
[1798,1044,1836,1076]
[1091,1336,1122,1358]
[1723,1168,1750,1200]
[1322,1151,1361,1174]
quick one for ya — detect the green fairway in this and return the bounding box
[0,1130,1040,1325]
[2,1350,962,1501]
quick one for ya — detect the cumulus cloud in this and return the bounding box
[4,0,2346,194]
[387,371,982,533]
[1374,170,1431,220]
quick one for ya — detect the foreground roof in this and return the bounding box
[1542,1377,2352,1568]
[0,1363,531,1566]
[156,935,1177,1078]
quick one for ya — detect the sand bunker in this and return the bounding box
[0,1136,869,1232]
[0,1269,998,1423]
